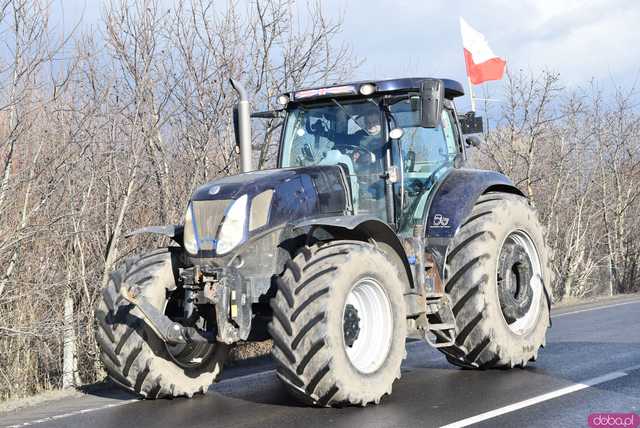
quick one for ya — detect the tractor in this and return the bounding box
[96,77,553,407]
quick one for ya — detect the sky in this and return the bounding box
[324,0,640,110]
[51,0,640,111]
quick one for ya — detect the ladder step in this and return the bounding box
[425,292,445,300]
[431,340,455,348]
[426,303,440,314]
[423,332,455,348]
[429,323,456,331]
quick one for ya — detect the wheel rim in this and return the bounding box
[162,298,216,369]
[343,277,393,374]
[497,230,543,335]
[165,342,216,369]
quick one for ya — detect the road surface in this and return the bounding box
[2,295,639,428]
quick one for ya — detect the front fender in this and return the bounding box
[124,224,184,246]
[294,215,414,291]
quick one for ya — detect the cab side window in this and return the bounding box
[441,109,458,158]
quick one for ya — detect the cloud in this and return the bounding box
[325,0,640,90]
[52,0,640,94]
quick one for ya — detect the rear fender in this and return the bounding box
[424,169,524,279]
[423,169,552,317]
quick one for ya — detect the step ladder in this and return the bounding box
[423,293,457,348]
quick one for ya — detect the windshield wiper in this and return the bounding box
[383,104,398,130]
[331,98,379,137]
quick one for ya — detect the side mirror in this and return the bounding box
[420,79,444,128]
[465,135,483,148]
[459,111,484,134]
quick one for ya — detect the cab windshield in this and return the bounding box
[280,99,388,220]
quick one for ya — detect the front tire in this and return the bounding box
[269,241,407,406]
[439,192,552,369]
[95,248,228,398]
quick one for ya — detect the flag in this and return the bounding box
[460,17,506,85]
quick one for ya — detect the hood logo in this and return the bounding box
[432,213,450,228]
[208,185,221,195]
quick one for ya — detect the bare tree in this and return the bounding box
[0,0,358,400]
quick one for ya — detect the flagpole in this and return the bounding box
[467,76,476,112]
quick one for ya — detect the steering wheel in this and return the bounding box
[337,144,376,164]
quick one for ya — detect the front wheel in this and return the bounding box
[269,241,407,407]
[95,248,228,398]
[439,192,553,369]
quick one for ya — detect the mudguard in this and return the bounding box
[422,168,524,282]
[294,215,414,290]
[425,169,524,239]
[424,169,552,319]
[124,224,184,246]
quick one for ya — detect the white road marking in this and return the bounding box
[552,299,640,318]
[4,400,138,428]
[3,298,639,428]
[440,363,640,428]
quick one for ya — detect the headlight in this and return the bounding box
[183,203,198,254]
[217,195,248,255]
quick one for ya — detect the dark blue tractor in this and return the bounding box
[96,77,553,406]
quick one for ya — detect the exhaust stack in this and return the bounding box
[230,78,252,172]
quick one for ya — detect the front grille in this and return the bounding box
[192,199,230,250]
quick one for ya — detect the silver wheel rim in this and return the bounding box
[497,230,543,335]
[343,277,393,374]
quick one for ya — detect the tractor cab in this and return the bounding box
[275,78,472,233]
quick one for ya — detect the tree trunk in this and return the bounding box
[62,290,79,388]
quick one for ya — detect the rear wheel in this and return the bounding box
[95,248,228,398]
[439,193,552,368]
[269,240,407,406]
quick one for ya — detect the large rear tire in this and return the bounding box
[269,240,407,407]
[439,193,552,368]
[95,248,228,398]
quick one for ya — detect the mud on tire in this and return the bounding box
[268,240,407,407]
[438,192,553,369]
[95,248,227,398]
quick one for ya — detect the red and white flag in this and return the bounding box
[460,17,506,85]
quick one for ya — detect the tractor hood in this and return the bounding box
[185,165,349,256]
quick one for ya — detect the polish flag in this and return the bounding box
[460,17,506,85]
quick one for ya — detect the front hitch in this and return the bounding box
[120,284,217,345]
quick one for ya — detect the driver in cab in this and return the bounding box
[351,109,383,165]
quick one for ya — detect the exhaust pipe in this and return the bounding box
[229,78,252,172]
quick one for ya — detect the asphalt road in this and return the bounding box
[2,295,639,428]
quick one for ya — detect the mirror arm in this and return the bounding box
[251,110,285,119]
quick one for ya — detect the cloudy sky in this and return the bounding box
[326,0,639,107]
[54,0,639,110]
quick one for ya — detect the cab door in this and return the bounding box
[388,99,460,233]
